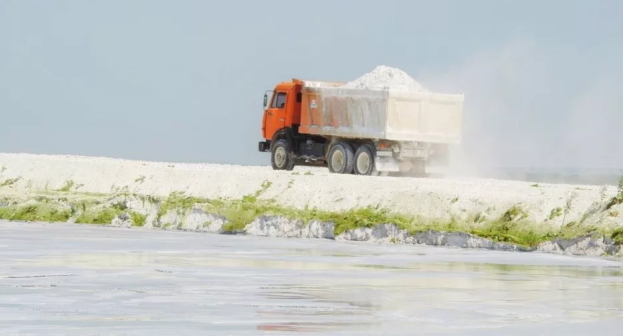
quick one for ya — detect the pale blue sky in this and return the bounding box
[1,0,622,169]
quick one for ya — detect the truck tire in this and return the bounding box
[327,142,354,174]
[271,139,295,171]
[353,144,377,176]
[411,159,426,177]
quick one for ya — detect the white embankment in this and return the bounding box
[0,152,622,257]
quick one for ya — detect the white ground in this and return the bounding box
[1,153,622,231]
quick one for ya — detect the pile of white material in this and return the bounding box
[343,65,429,92]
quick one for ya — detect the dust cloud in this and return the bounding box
[420,38,623,179]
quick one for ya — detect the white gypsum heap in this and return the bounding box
[342,65,429,92]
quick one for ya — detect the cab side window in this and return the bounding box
[271,92,287,109]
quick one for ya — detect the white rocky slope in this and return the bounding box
[0,153,622,257]
[0,153,619,227]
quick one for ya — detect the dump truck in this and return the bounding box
[258,78,464,176]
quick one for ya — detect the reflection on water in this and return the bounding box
[0,222,622,335]
[256,321,373,333]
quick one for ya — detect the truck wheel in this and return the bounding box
[327,142,354,174]
[271,139,295,171]
[411,159,426,176]
[354,144,377,175]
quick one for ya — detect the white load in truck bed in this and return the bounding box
[299,82,464,144]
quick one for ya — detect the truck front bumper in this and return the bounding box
[258,141,270,152]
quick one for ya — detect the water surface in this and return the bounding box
[0,221,622,335]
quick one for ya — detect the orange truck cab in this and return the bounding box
[261,81,302,146]
[258,80,330,171]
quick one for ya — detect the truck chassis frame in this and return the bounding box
[259,127,448,176]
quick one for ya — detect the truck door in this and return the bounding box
[263,91,287,141]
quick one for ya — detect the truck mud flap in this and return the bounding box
[374,156,400,172]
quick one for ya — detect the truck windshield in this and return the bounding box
[272,92,287,109]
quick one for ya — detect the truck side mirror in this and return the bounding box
[263,94,268,108]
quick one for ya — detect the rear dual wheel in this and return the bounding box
[353,144,378,176]
[328,142,355,174]
[327,142,379,176]
[411,159,426,177]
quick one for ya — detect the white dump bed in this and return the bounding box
[298,82,464,144]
